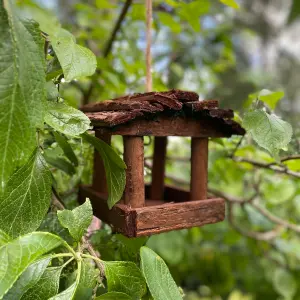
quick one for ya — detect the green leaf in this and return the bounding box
[0,3,46,191]
[44,153,76,176]
[82,133,126,208]
[74,259,99,300]
[104,261,147,298]
[22,265,63,299]
[45,101,90,137]
[48,279,78,300]
[288,0,300,23]
[178,1,210,31]
[54,132,78,166]
[258,89,284,110]
[115,235,148,253]
[46,81,59,101]
[140,246,183,300]
[4,257,51,299]
[57,199,93,241]
[242,110,293,156]
[219,0,239,9]
[0,232,63,298]
[51,29,97,82]
[95,292,132,300]
[38,212,74,244]
[157,12,181,33]
[272,268,297,299]
[0,229,10,246]
[0,149,52,237]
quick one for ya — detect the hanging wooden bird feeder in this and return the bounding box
[79,90,245,237]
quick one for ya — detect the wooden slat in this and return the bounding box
[95,116,243,137]
[134,198,225,236]
[190,138,208,200]
[79,185,225,237]
[150,137,167,200]
[123,136,145,207]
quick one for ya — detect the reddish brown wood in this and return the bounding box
[184,100,219,110]
[82,100,164,113]
[123,136,145,207]
[150,137,167,200]
[92,132,111,194]
[79,185,136,236]
[190,138,208,200]
[135,198,225,236]
[79,184,225,237]
[95,116,244,137]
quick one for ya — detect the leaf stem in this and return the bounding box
[81,253,102,263]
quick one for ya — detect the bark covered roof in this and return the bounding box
[81,90,245,136]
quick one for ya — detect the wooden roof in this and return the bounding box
[81,90,245,137]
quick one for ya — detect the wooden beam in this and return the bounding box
[190,138,208,200]
[123,136,145,207]
[92,132,111,194]
[150,137,167,200]
[94,116,236,137]
[79,185,225,237]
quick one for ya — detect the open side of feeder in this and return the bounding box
[79,90,245,237]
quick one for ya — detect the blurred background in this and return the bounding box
[20,0,300,299]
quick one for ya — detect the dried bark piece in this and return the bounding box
[85,110,143,126]
[184,100,219,111]
[82,100,164,113]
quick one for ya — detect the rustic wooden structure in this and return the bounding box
[79,90,245,237]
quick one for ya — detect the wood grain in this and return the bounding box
[79,185,225,237]
[190,138,208,200]
[123,136,145,207]
[95,116,244,137]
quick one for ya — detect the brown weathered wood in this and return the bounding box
[79,185,136,236]
[190,138,208,200]
[79,184,225,237]
[95,116,244,137]
[150,137,167,200]
[86,110,143,127]
[82,100,164,113]
[92,132,111,194]
[184,100,219,110]
[123,136,145,207]
[134,198,225,236]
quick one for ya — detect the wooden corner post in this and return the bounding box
[123,136,145,208]
[151,137,167,200]
[190,138,208,200]
[93,131,111,194]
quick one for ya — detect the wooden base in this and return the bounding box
[79,185,225,237]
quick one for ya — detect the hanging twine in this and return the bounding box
[146,0,153,92]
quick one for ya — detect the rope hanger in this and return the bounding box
[146,0,153,93]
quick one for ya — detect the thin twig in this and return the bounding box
[211,188,300,234]
[227,202,282,241]
[232,156,300,178]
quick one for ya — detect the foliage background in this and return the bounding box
[5,0,300,299]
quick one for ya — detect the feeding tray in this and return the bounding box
[79,90,245,237]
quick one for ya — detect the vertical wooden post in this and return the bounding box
[123,136,145,208]
[190,138,208,200]
[151,137,167,200]
[92,131,111,194]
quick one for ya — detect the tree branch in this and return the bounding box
[227,202,282,241]
[232,156,300,178]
